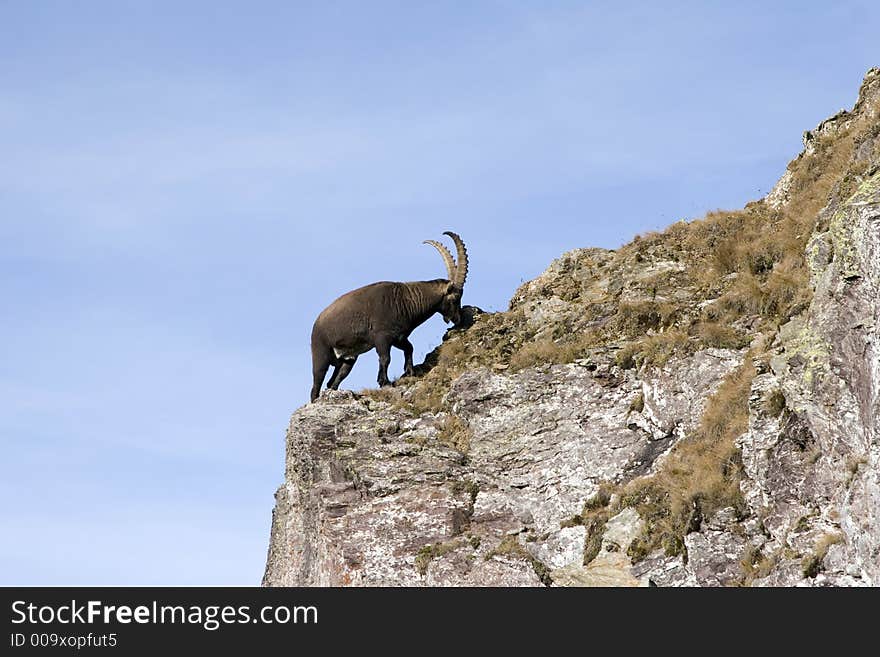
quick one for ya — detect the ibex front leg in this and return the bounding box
[375,337,393,387]
[394,337,415,377]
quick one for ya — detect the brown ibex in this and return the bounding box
[309,231,469,402]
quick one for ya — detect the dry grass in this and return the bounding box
[404,310,533,413]
[694,321,749,349]
[761,256,811,320]
[615,330,690,370]
[435,413,472,453]
[739,545,778,584]
[558,482,620,565]
[844,454,869,487]
[621,359,756,559]
[629,392,645,414]
[763,388,787,418]
[614,301,679,337]
[407,382,449,416]
[608,124,861,368]
[704,273,764,321]
[485,535,552,584]
[415,538,465,575]
[508,331,598,372]
[360,386,403,405]
[638,112,867,341]
[801,532,844,578]
[405,336,471,414]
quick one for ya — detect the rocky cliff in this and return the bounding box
[264,69,880,586]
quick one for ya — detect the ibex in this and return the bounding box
[309,231,469,402]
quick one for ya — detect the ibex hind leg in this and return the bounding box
[393,337,415,377]
[327,356,357,390]
[310,348,336,403]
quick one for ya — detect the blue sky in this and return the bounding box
[1,1,877,584]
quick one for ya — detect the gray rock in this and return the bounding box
[550,553,643,587]
[263,348,743,586]
[631,551,696,587]
[684,531,748,587]
[737,170,880,586]
[635,348,744,443]
[601,507,644,553]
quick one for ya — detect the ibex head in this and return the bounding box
[424,231,469,326]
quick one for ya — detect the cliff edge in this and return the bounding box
[264,69,880,586]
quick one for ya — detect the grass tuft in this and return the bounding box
[619,359,756,560]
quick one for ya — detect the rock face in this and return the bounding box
[263,349,741,586]
[740,170,880,586]
[264,69,880,587]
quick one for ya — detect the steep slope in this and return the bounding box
[264,68,880,586]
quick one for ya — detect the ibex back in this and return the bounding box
[310,231,469,402]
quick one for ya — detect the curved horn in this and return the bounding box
[443,231,468,289]
[423,240,456,281]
